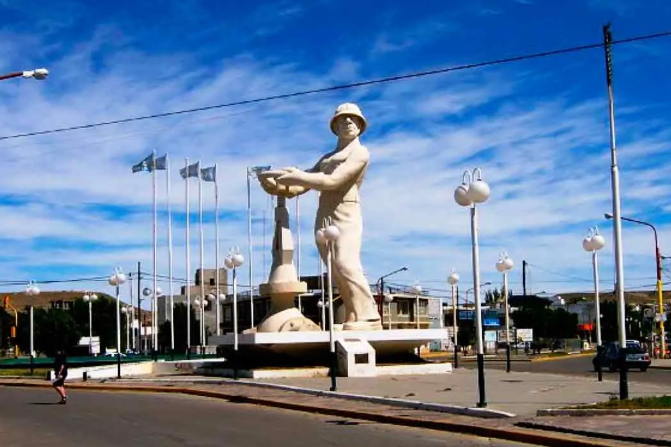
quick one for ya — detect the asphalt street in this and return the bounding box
[0,387,531,447]
[464,355,671,385]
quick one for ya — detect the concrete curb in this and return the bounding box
[650,365,671,371]
[0,380,623,447]
[538,407,671,416]
[517,421,671,447]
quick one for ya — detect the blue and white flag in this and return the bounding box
[132,153,154,173]
[180,161,200,179]
[154,154,168,171]
[201,166,216,183]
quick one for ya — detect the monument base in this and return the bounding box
[210,328,444,358]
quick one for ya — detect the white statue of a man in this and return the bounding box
[260,103,382,330]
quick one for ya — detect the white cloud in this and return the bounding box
[0,8,670,309]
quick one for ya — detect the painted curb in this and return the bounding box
[517,421,671,447]
[0,380,621,447]
[538,407,671,416]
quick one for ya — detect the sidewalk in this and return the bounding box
[651,358,671,369]
[257,367,671,417]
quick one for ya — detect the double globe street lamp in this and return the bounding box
[142,286,162,353]
[224,247,244,378]
[82,292,99,355]
[582,227,606,348]
[454,167,490,408]
[447,270,459,368]
[109,269,127,379]
[495,252,514,373]
[316,219,340,392]
[193,295,209,350]
[120,305,134,354]
[26,281,40,371]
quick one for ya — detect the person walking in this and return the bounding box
[52,349,68,404]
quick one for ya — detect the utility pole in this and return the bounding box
[522,260,528,296]
[137,262,142,354]
[603,23,628,400]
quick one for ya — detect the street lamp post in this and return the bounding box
[447,270,459,368]
[109,268,127,379]
[495,253,514,373]
[193,294,212,352]
[224,247,245,379]
[317,220,340,392]
[121,305,133,354]
[246,165,271,329]
[383,294,394,330]
[82,292,99,355]
[0,68,49,82]
[26,281,40,374]
[142,286,162,355]
[583,227,606,348]
[377,267,408,331]
[605,212,665,358]
[454,167,491,408]
[412,281,423,329]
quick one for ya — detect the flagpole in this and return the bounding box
[246,168,254,329]
[296,196,301,311]
[167,154,175,352]
[214,163,221,336]
[152,149,158,352]
[198,162,205,348]
[185,158,191,354]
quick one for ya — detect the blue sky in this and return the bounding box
[1,0,671,304]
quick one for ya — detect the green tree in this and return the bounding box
[70,295,128,353]
[158,304,200,354]
[512,306,578,341]
[17,308,82,356]
[0,306,13,353]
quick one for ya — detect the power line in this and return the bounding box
[525,262,593,283]
[1,29,670,143]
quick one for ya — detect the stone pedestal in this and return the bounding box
[255,194,320,333]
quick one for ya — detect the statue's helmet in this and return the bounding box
[329,103,367,136]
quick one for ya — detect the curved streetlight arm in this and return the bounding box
[606,213,661,280]
[376,267,408,292]
[0,71,23,81]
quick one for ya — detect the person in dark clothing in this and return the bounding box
[52,349,68,404]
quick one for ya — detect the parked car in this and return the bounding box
[592,341,651,372]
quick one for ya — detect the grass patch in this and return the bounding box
[579,395,671,409]
[0,368,50,376]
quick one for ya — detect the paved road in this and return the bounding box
[0,387,531,447]
[463,355,671,385]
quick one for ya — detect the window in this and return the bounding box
[419,300,428,314]
[224,307,232,323]
[209,278,215,286]
[398,301,410,316]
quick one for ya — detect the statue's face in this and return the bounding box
[335,115,361,138]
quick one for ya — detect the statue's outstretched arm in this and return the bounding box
[277,148,368,191]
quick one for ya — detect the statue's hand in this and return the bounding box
[276,167,307,186]
[259,176,280,195]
